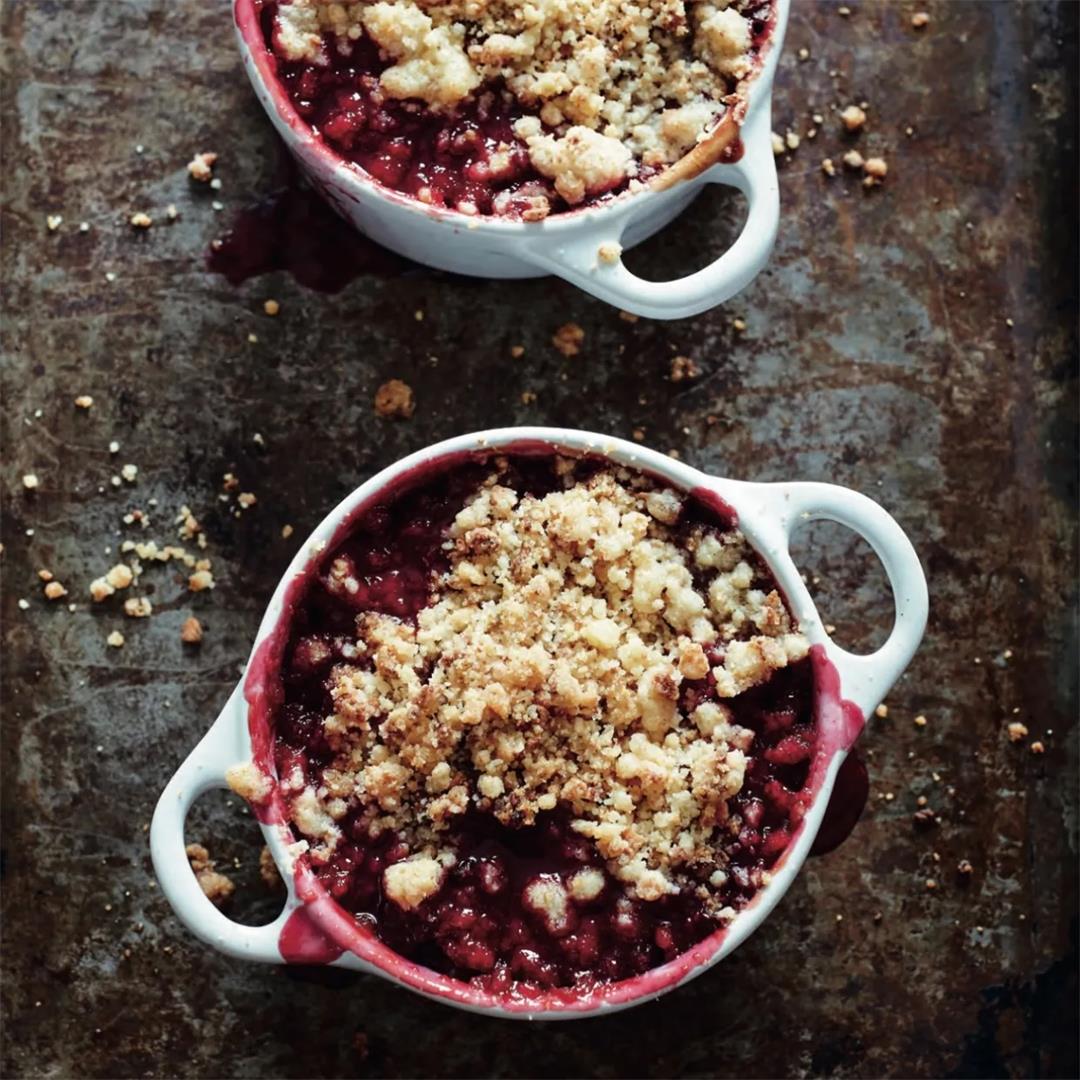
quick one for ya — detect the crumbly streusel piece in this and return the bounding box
[186,842,235,907]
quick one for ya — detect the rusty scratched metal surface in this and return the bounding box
[1,1,1077,1077]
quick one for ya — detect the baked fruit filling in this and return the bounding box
[265,454,821,993]
[261,0,773,218]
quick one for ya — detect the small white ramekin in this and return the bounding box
[151,427,927,1020]
[233,0,789,319]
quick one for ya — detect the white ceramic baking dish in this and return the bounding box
[151,427,927,1019]
[233,0,789,319]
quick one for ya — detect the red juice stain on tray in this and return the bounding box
[206,154,411,291]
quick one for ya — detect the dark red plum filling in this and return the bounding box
[273,454,820,991]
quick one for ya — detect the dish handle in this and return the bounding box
[740,481,929,717]
[149,684,297,962]
[518,100,780,321]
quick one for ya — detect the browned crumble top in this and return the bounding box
[283,464,808,903]
[277,0,763,203]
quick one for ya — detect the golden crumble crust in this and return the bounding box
[285,462,808,903]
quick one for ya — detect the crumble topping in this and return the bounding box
[1007,721,1028,742]
[260,845,284,889]
[597,241,622,265]
[283,462,807,905]
[225,761,274,804]
[275,0,766,204]
[383,855,446,910]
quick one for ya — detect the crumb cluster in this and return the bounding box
[186,842,235,906]
[276,0,765,204]
[374,378,416,418]
[277,463,807,905]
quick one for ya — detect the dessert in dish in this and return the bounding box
[262,452,823,993]
[261,0,774,218]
